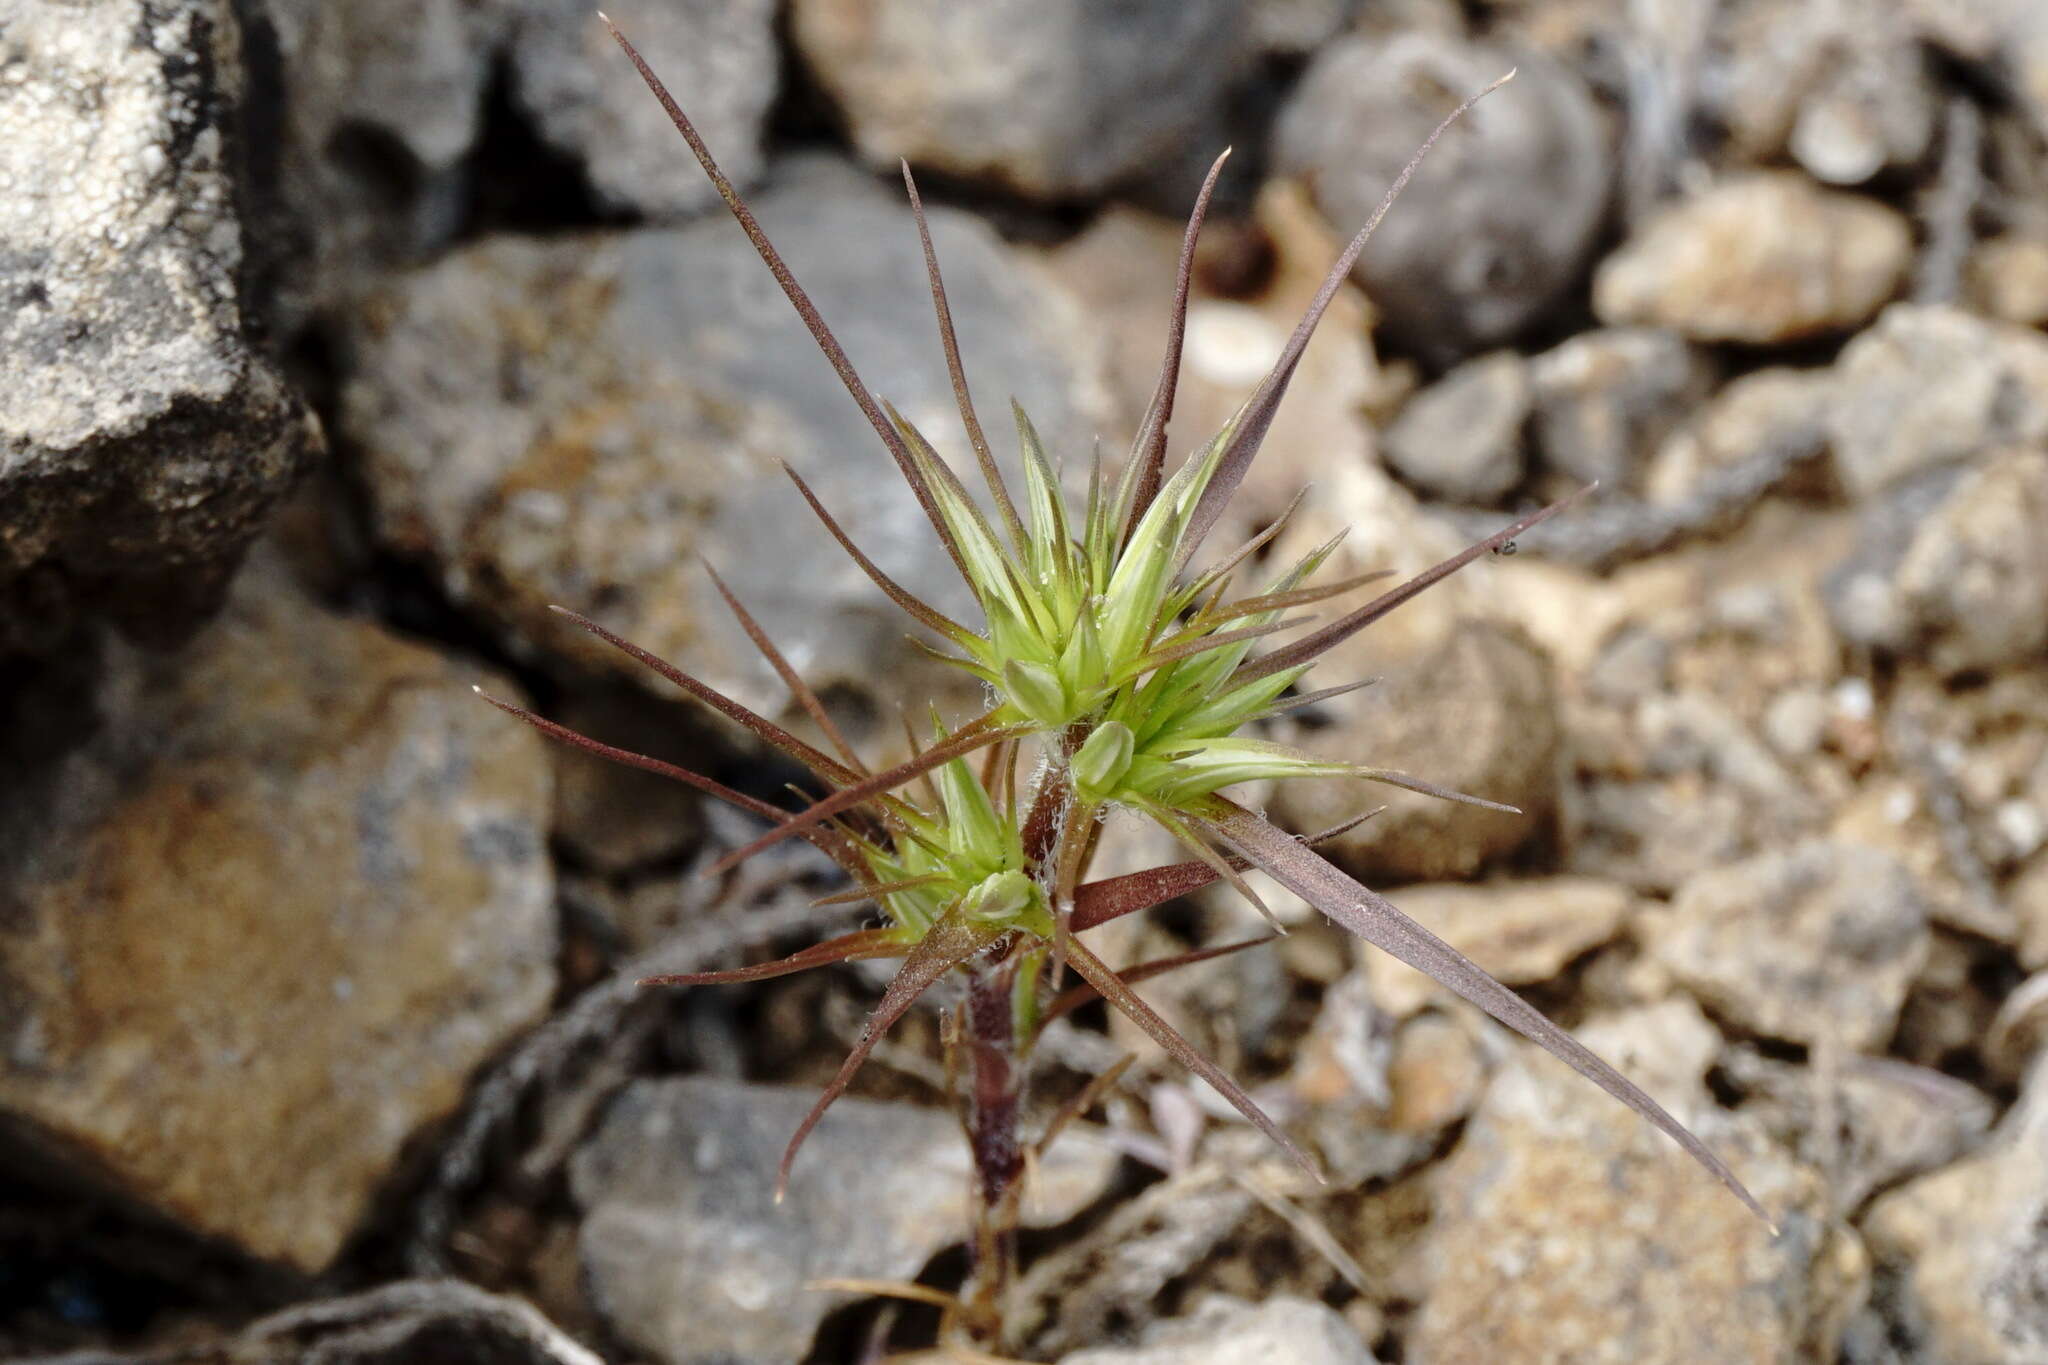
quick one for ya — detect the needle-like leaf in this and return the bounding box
[901,160,1025,552]
[549,605,860,786]
[1038,935,1277,1031]
[776,911,1007,1199]
[1234,486,1591,686]
[709,712,1017,875]
[472,687,866,875]
[1060,932,1320,1182]
[600,14,975,586]
[640,928,911,986]
[1068,808,1381,931]
[1178,72,1517,565]
[1121,147,1231,545]
[1203,799,1772,1227]
[781,462,976,646]
[702,559,868,776]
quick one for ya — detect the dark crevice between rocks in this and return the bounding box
[462,57,618,243]
[0,1131,305,1358]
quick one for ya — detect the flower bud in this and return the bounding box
[961,869,1037,924]
[1071,721,1135,800]
[1003,658,1069,727]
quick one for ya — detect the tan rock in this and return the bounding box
[1410,1000,1862,1365]
[1826,304,2048,500]
[1362,876,1635,1017]
[1594,173,1910,344]
[1863,1053,2048,1362]
[1275,620,1562,884]
[0,566,556,1271]
[1967,232,2048,327]
[1648,841,1929,1052]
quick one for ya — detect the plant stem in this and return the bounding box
[958,943,1026,1346]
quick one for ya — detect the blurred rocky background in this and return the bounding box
[4,0,2047,1361]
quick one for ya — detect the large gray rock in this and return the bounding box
[0,561,556,1271]
[511,0,778,219]
[1062,1296,1380,1365]
[1647,840,1930,1052]
[1826,304,2048,501]
[254,0,501,320]
[1276,32,1611,359]
[257,0,778,318]
[1410,1000,1861,1365]
[1593,173,1910,345]
[1863,1053,2048,1362]
[789,0,1247,199]
[571,1076,1118,1365]
[0,0,319,655]
[345,154,1096,725]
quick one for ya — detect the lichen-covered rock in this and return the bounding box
[511,0,777,219]
[1276,33,1611,358]
[345,155,1094,726]
[1410,1000,1860,1365]
[1,0,319,655]
[1862,1052,2048,1362]
[0,562,556,1271]
[1826,448,2048,674]
[1528,328,1715,489]
[1826,304,2048,500]
[1062,1296,1380,1365]
[1647,840,1930,1051]
[1593,173,1910,344]
[571,1077,1118,1365]
[1275,620,1562,884]
[789,0,1247,199]
[1381,352,1529,504]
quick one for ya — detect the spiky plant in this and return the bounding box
[477,15,1770,1352]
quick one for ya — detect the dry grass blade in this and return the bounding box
[640,929,908,986]
[775,913,1006,1198]
[710,712,1016,875]
[1236,486,1590,685]
[1180,72,1517,564]
[1204,799,1772,1227]
[901,160,1025,551]
[599,14,974,585]
[1059,933,1321,1182]
[702,559,868,776]
[1124,147,1231,543]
